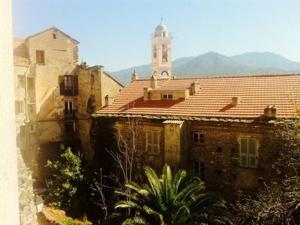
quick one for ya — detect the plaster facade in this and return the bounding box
[13,27,123,184]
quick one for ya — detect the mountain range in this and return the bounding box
[110,52,300,84]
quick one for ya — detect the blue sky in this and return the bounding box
[13,0,300,71]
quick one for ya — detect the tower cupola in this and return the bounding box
[151,20,172,79]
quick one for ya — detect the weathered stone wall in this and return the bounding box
[18,148,38,225]
[100,71,122,107]
[0,0,20,223]
[26,29,77,115]
[112,118,281,197]
[186,121,279,194]
[77,67,123,160]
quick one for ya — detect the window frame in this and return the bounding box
[64,99,74,114]
[161,93,173,100]
[145,129,161,155]
[194,161,205,180]
[36,50,45,65]
[238,136,259,168]
[192,131,205,145]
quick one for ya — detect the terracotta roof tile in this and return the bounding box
[95,74,300,119]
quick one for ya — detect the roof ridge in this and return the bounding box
[25,26,79,44]
[134,73,300,81]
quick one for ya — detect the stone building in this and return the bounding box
[93,22,300,195]
[13,27,123,183]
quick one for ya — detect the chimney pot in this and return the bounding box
[191,81,201,95]
[232,96,241,106]
[151,75,157,89]
[264,105,276,118]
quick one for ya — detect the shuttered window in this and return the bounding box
[59,75,78,96]
[239,137,259,168]
[36,50,45,64]
[146,130,160,154]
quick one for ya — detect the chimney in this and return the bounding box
[232,96,241,106]
[131,69,139,82]
[144,87,150,101]
[191,81,200,95]
[264,105,276,118]
[151,75,157,89]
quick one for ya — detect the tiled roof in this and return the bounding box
[13,38,29,66]
[94,74,300,120]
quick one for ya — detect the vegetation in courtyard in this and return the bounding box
[38,206,92,225]
[45,147,84,211]
[114,164,232,225]
[233,120,300,225]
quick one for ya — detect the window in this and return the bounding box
[192,132,205,144]
[194,161,205,180]
[36,50,45,64]
[52,33,57,39]
[64,100,74,114]
[65,121,75,133]
[239,137,259,168]
[27,77,35,89]
[15,101,24,114]
[162,93,173,100]
[64,76,73,90]
[17,75,25,88]
[60,75,78,96]
[146,130,160,154]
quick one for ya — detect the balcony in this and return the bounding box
[59,75,78,96]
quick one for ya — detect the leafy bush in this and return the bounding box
[46,147,83,210]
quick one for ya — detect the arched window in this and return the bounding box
[162,45,168,63]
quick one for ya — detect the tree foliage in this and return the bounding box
[46,147,83,210]
[115,164,232,225]
[233,120,300,225]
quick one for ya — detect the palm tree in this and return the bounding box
[114,164,232,225]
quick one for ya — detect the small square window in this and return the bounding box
[162,93,173,100]
[192,132,205,144]
[52,33,57,39]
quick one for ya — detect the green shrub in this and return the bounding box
[46,147,83,210]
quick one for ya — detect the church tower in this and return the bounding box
[151,21,172,78]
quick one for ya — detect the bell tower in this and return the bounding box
[151,20,172,79]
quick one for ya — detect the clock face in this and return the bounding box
[161,71,169,77]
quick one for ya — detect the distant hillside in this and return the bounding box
[110,52,300,84]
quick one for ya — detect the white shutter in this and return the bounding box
[240,138,248,167]
[248,138,258,168]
